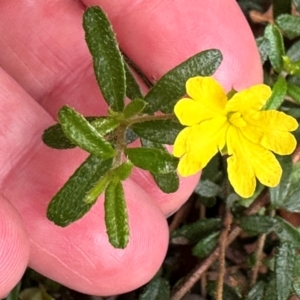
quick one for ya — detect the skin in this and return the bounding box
[0,0,262,297]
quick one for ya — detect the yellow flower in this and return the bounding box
[173,76,298,198]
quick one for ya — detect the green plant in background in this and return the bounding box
[9,1,300,300]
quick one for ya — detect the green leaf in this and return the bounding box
[270,155,293,208]
[131,119,183,145]
[276,14,300,39]
[264,276,277,300]
[239,215,277,236]
[47,155,113,226]
[152,172,179,193]
[42,116,98,149]
[270,159,300,212]
[105,180,129,248]
[283,56,300,75]
[83,6,125,111]
[287,82,300,103]
[292,255,300,296]
[123,99,147,119]
[246,281,266,300]
[90,117,120,135]
[140,138,179,193]
[171,218,221,244]
[125,127,139,144]
[124,63,143,100]
[264,24,285,72]
[112,160,134,181]
[287,39,300,62]
[138,277,170,300]
[256,36,270,64]
[84,173,111,204]
[125,147,178,174]
[194,180,221,198]
[275,242,295,300]
[274,216,300,246]
[58,106,116,159]
[264,76,287,110]
[144,49,222,113]
[192,231,220,258]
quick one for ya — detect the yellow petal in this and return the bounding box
[243,111,298,155]
[173,127,191,158]
[177,152,203,177]
[227,153,256,198]
[226,84,271,114]
[174,98,216,126]
[247,111,298,131]
[174,117,229,177]
[226,127,256,197]
[186,77,227,114]
[227,127,282,197]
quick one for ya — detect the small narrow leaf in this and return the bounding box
[83,6,125,111]
[125,147,178,174]
[275,242,295,300]
[58,106,116,159]
[283,56,300,75]
[171,218,221,244]
[264,76,287,110]
[256,36,270,64]
[192,231,220,258]
[91,117,120,135]
[288,83,300,103]
[131,119,183,144]
[84,174,111,204]
[124,63,143,100]
[276,14,300,39]
[144,49,222,113]
[47,155,113,226]
[42,117,97,149]
[140,138,179,193]
[264,24,285,72]
[112,161,134,181]
[152,172,179,193]
[138,277,170,300]
[123,99,147,119]
[105,180,129,248]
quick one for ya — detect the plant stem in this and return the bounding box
[126,113,175,125]
[250,233,267,287]
[216,207,232,300]
[170,189,269,300]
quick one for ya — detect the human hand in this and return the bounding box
[0,0,262,297]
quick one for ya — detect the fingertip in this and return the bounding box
[0,197,29,299]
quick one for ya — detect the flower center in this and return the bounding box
[228,112,247,128]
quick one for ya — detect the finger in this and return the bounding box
[0,0,198,216]
[0,68,169,295]
[81,0,263,90]
[0,196,30,298]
